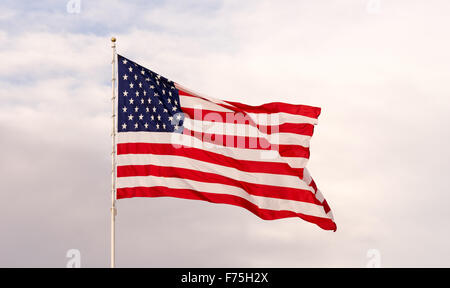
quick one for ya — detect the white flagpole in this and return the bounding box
[110,37,117,268]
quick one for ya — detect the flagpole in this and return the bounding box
[110,36,117,268]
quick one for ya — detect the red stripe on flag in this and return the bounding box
[117,142,304,177]
[278,145,310,158]
[182,128,272,149]
[322,199,331,214]
[177,89,321,118]
[116,186,337,231]
[224,101,321,119]
[182,128,311,159]
[117,164,319,204]
[182,107,315,136]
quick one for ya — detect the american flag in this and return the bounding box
[116,55,336,231]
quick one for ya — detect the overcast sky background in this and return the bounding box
[1,0,449,267]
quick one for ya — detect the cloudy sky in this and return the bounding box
[1,0,450,267]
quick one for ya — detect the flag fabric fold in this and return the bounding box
[116,54,336,231]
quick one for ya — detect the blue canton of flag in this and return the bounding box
[117,55,184,133]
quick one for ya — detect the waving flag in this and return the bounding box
[115,55,336,231]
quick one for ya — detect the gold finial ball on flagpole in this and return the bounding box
[111,37,116,43]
